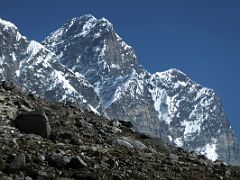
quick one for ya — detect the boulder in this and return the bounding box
[112,137,147,150]
[15,111,51,138]
[8,154,26,172]
[2,81,16,91]
[68,156,87,169]
[47,154,71,168]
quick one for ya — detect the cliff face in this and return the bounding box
[1,15,240,165]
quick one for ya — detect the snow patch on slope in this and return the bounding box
[181,119,201,137]
[196,141,218,161]
[50,70,77,95]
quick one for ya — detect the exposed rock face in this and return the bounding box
[0,84,239,179]
[15,111,51,138]
[0,15,240,165]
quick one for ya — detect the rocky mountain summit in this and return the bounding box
[0,15,240,166]
[0,81,240,180]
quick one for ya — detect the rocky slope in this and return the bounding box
[43,14,240,165]
[0,81,240,180]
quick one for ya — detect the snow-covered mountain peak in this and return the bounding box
[43,15,139,81]
[0,18,26,42]
[156,68,188,80]
[0,18,18,31]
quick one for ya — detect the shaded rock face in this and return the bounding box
[15,111,51,138]
[0,85,239,180]
[0,16,240,165]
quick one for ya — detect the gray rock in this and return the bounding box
[36,171,49,180]
[47,154,71,168]
[15,111,51,138]
[25,176,33,180]
[111,127,122,134]
[112,138,134,149]
[2,81,16,91]
[112,137,147,150]
[112,120,121,127]
[8,154,26,172]
[69,156,87,168]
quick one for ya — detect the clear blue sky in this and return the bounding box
[1,0,240,138]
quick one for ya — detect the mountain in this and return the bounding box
[43,14,240,165]
[1,81,240,179]
[1,15,240,165]
[0,18,100,112]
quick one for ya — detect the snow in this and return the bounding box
[0,18,17,31]
[111,64,120,69]
[149,81,172,125]
[99,43,107,58]
[51,70,77,95]
[173,81,187,89]
[196,143,218,161]
[10,52,17,61]
[88,105,100,115]
[16,32,24,41]
[15,70,20,77]
[79,17,97,37]
[94,32,101,38]
[181,119,201,137]
[27,40,45,55]
[116,33,133,51]
[174,137,183,147]
[94,81,101,97]
[99,17,113,28]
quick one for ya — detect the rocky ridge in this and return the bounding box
[0,81,240,180]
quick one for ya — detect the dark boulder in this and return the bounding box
[15,111,51,138]
[2,81,16,91]
[68,156,87,169]
[8,154,26,172]
[47,154,71,168]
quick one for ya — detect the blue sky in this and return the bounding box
[1,0,240,138]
